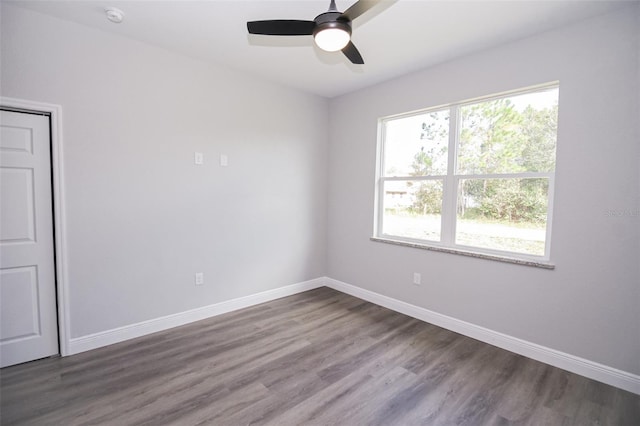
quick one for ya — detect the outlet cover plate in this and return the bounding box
[413,272,421,285]
[195,272,204,286]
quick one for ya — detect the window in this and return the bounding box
[375,84,559,262]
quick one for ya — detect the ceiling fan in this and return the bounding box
[246,0,379,65]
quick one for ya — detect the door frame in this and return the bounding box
[1,97,70,357]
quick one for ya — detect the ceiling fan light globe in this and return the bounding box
[314,28,350,52]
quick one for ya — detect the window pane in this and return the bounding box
[382,180,443,241]
[456,178,549,256]
[383,110,449,176]
[457,88,558,175]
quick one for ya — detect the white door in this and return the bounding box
[0,109,58,367]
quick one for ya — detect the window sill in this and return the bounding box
[370,237,555,270]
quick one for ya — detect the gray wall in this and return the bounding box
[1,5,329,338]
[327,6,640,375]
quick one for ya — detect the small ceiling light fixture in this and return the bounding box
[105,7,124,24]
[312,0,351,52]
[313,21,351,52]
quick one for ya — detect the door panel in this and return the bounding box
[0,110,58,367]
[1,266,40,340]
[1,168,36,243]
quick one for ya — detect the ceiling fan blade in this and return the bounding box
[340,0,379,21]
[247,20,315,36]
[342,41,364,64]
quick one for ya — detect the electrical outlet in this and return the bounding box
[413,272,421,286]
[195,272,204,286]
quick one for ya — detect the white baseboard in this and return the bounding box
[68,277,325,355]
[324,277,640,396]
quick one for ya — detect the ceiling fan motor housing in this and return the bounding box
[313,11,352,38]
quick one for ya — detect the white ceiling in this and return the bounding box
[7,0,636,98]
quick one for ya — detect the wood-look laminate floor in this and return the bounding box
[1,287,638,425]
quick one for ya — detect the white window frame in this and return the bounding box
[373,83,558,265]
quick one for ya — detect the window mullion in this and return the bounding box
[382,176,445,181]
[441,106,459,245]
[458,172,554,180]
